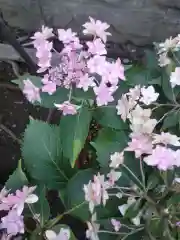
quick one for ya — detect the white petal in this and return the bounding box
[131,216,140,226]
[26,194,38,204]
[45,230,57,240]
[118,204,128,216]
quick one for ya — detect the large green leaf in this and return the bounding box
[5,159,28,192]
[92,128,144,188]
[60,104,92,167]
[91,128,128,167]
[32,185,50,227]
[94,106,128,130]
[66,169,94,221]
[22,119,73,189]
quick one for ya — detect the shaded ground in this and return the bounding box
[0,62,48,183]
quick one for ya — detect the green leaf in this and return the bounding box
[124,199,142,219]
[22,119,72,189]
[32,185,50,227]
[94,106,128,130]
[60,104,92,167]
[161,71,180,102]
[162,111,179,130]
[66,169,94,221]
[91,128,128,167]
[5,159,28,191]
[126,65,149,87]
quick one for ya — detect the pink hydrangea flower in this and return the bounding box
[58,28,77,44]
[0,210,24,236]
[87,39,107,55]
[32,25,53,41]
[86,213,100,240]
[77,74,95,91]
[87,55,107,75]
[83,17,111,42]
[54,101,77,115]
[111,219,121,232]
[94,84,116,106]
[83,173,109,213]
[41,75,57,95]
[143,145,175,170]
[23,79,41,103]
[0,186,38,215]
[36,41,53,72]
[126,133,153,158]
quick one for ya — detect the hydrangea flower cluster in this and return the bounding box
[116,85,180,170]
[22,17,125,115]
[0,186,38,238]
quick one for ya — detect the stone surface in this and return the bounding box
[1,0,180,45]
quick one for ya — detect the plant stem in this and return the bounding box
[47,201,86,228]
[0,124,22,144]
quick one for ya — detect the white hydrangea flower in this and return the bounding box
[140,86,159,105]
[86,213,100,240]
[109,152,124,168]
[45,228,70,240]
[153,132,180,146]
[170,67,180,88]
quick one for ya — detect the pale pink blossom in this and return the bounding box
[109,152,124,168]
[107,170,122,186]
[94,84,116,106]
[170,67,180,88]
[116,95,131,121]
[158,36,179,54]
[126,133,153,158]
[86,213,100,240]
[54,101,77,115]
[110,58,125,81]
[174,150,180,167]
[0,210,24,236]
[127,85,141,101]
[32,26,53,41]
[87,39,107,55]
[36,41,52,72]
[87,55,107,75]
[58,28,77,44]
[77,74,95,91]
[41,81,57,95]
[143,145,175,170]
[45,228,70,240]
[140,86,159,105]
[23,79,41,103]
[130,105,157,134]
[158,52,171,67]
[153,132,180,146]
[83,17,111,42]
[111,219,121,232]
[0,186,38,215]
[83,173,109,213]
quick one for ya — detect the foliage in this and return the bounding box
[1,19,180,240]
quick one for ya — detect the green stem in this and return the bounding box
[122,164,145,191]
[47,201,86,229]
